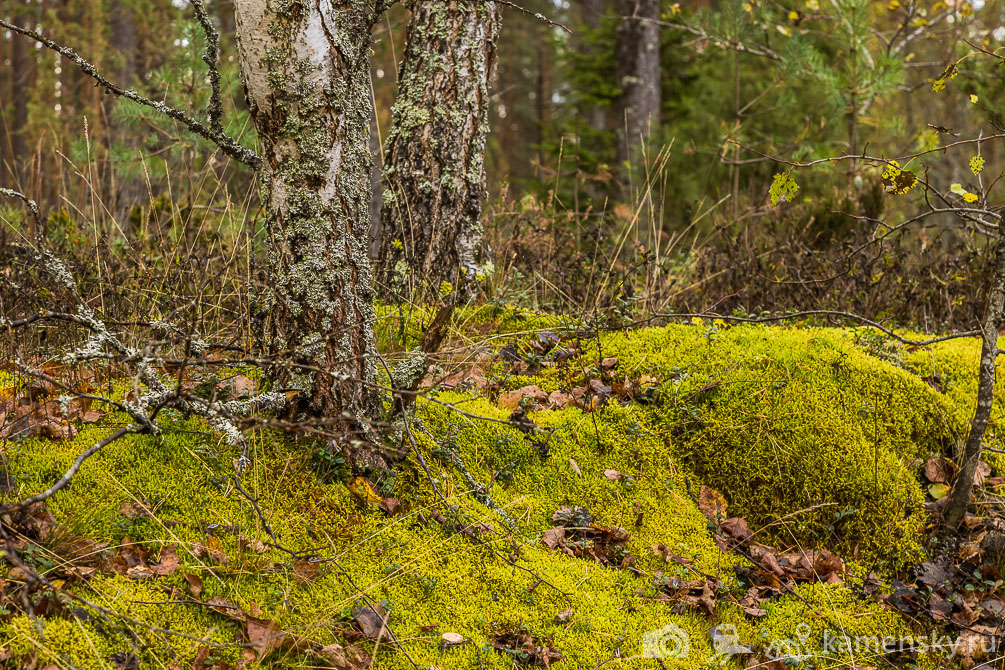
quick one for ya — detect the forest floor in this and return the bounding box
[1,305,1004,669]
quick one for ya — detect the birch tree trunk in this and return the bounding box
[614,0,660,167]
[234,0,380,433]
[377,0,499,301]
[945,236,1005,530]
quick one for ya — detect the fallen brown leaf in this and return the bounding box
[698,485,728,521]
[150,544,180,576]
[292,559,320,584]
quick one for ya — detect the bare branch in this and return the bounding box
[497,0,571,33]
[0,187,42,227]
[2,426,146,513]
[641,16,780,61]
[731,134,1005,171]
[190,0,224,136]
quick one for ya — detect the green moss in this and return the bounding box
[527,323,958,567]
[904,335,1005,473]
[374,302,570,352]
[1,321,977,668]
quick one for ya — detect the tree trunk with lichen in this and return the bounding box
[614,0,660,167]
[234,0,379,439]
[944,236,1005,531]
[377,0,499,302]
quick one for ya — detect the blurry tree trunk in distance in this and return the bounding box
[8,0,35,187]
[614,0,660,168]
[580,0,609,134]
[107,0,144,228]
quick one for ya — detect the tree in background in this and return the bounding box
[614,0,661,168]
[378,0,500,301]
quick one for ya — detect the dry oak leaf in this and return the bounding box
[542,527,566,551]
[150,544,180,576]
[352,602,386,639]
[974,460,992,487]
[924,457,953,483]
[381,497,403,516]
[246,615,286,659]
[698,485,728,521]
[441,632,466,645]
[125,565,154,580]
[548,390,574,409]
[498,385,548,410]
[292,559,320,584]
[181,571,203,598]
[651,543,693,566]
[240,534,269,554]
[191,541,229,565]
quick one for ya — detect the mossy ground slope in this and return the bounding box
[509,321,960,566]
[0,319,982,669]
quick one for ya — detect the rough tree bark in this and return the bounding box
[614,0,660,167]
[944,236,1005,530]
[377,0,499,301]
[234,0,380,435]
[368,47,383,259]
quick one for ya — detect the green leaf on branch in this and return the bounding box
[768,173,799,205]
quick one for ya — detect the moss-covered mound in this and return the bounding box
[904,335,1005,473]
[521,322,961,566]
[0,321,978,669]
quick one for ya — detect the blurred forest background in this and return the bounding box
[1,0,1002,334]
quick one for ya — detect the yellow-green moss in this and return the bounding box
[522,323,958,567]
[374,302,570,352]
[0,321,977,668]
[904,335,1005,474]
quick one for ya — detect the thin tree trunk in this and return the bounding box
[580,0,608,134]
[614,0,660,167]
[107,0,144,229]
[534,33,551,177]
[234,0,380,433]
[9,4,32,185]
[377,0,499,301]
[945,236,1005,531]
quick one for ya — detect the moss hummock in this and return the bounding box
[0,321,983,668]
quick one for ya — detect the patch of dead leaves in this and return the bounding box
[540,506,634,569]
[491,629,563,667]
